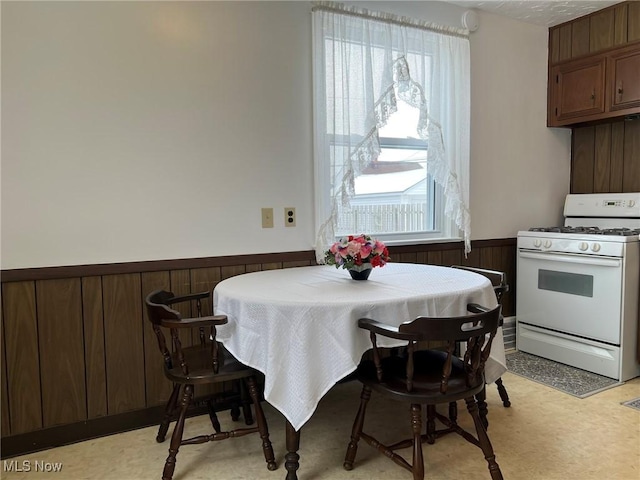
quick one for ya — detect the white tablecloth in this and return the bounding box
[213,263,507,430]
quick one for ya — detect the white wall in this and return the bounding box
[0,1,570,270]
[468,9,570,239]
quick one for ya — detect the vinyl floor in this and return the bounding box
[2,372,639,480]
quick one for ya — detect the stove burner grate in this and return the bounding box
[528,226,640,236]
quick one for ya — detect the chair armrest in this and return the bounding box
[467,303,491,314]
[452,265,505,279]
[358,318,417,340]
[468,304,504,326]
[164,291,210,305]
[494,284,509,295]
[452,265,507,291]
[160,314,228,329]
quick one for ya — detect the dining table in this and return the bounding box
[213,262,507,480]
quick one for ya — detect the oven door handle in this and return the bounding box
[519,250,621,267]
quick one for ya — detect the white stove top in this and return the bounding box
[518,229,640,243]
[527,226,640,236]
[518,193,640,256]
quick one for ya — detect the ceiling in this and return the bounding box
[446,1,621,27]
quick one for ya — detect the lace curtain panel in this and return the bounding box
[312,1,471,261]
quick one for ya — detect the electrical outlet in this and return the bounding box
[284,207,296,227]
[261,208,274,228]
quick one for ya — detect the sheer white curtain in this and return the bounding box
[312,2,471,261]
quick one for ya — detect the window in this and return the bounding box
[312,3,471,261]
[336,99,445,243]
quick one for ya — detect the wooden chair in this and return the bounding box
[150,291,253,445]
[343,304,504,480]
[451,265,511,418]
[145,290,277,480]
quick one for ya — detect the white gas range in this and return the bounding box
[516,192,640,381]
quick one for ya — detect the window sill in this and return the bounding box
[382,236,463,247]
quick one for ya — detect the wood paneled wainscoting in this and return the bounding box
[0,239,515,457]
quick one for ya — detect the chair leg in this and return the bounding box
[230,380,242,422]
[448,401,458,424]
[465,397,503,480]
[246,376,277,471]
[476,385,489,429]
[157,384,180,443]
[230,404,241,421]
[410,404,424,480]
[426,405,436,444]
[240,378,255,425]
[207,399,222,433]
[162,384,193,480]
[495,378,511,407]
[344,385,371,470]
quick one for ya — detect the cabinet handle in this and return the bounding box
[591,90,595,104]
[617,81,624,100]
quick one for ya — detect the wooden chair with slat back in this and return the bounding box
[451,265,511,428]
[145,290,277,480]
[343,303,504,480]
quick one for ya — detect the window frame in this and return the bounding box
[330,133,460,247]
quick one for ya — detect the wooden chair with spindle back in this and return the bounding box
[149,291,253,444]
[145,290,277,480]
[343,303,504,480]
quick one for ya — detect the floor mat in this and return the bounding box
[506,351,623,398]
[621,397,640,411]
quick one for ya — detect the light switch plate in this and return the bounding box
[261,208,274,228]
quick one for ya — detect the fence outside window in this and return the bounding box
[337,202,428,235]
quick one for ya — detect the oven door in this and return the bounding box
[517,249,622,344]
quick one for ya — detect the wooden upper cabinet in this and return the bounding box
[590,9,615,52]
[614,3,629,45]
[608,44,640,111]
[629,1,640,42]
[551,57,606,122]
[548,1,640,127]
[549,1,640,64]
[571,18,590,58]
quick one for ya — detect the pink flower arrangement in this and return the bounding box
[324,234,390,270]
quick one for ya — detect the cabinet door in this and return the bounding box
[608,46,640,111]
[551,57,606,122]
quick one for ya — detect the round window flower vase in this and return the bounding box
[348,265,372,281]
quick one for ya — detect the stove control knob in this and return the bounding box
[629,200,636,207]
[533,239,542,248]
[579,242,589,251]
[543,240,552,249]
[591,243,601,252]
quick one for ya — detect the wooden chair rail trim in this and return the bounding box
[0,239,515,282]
[0,250,318,282]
